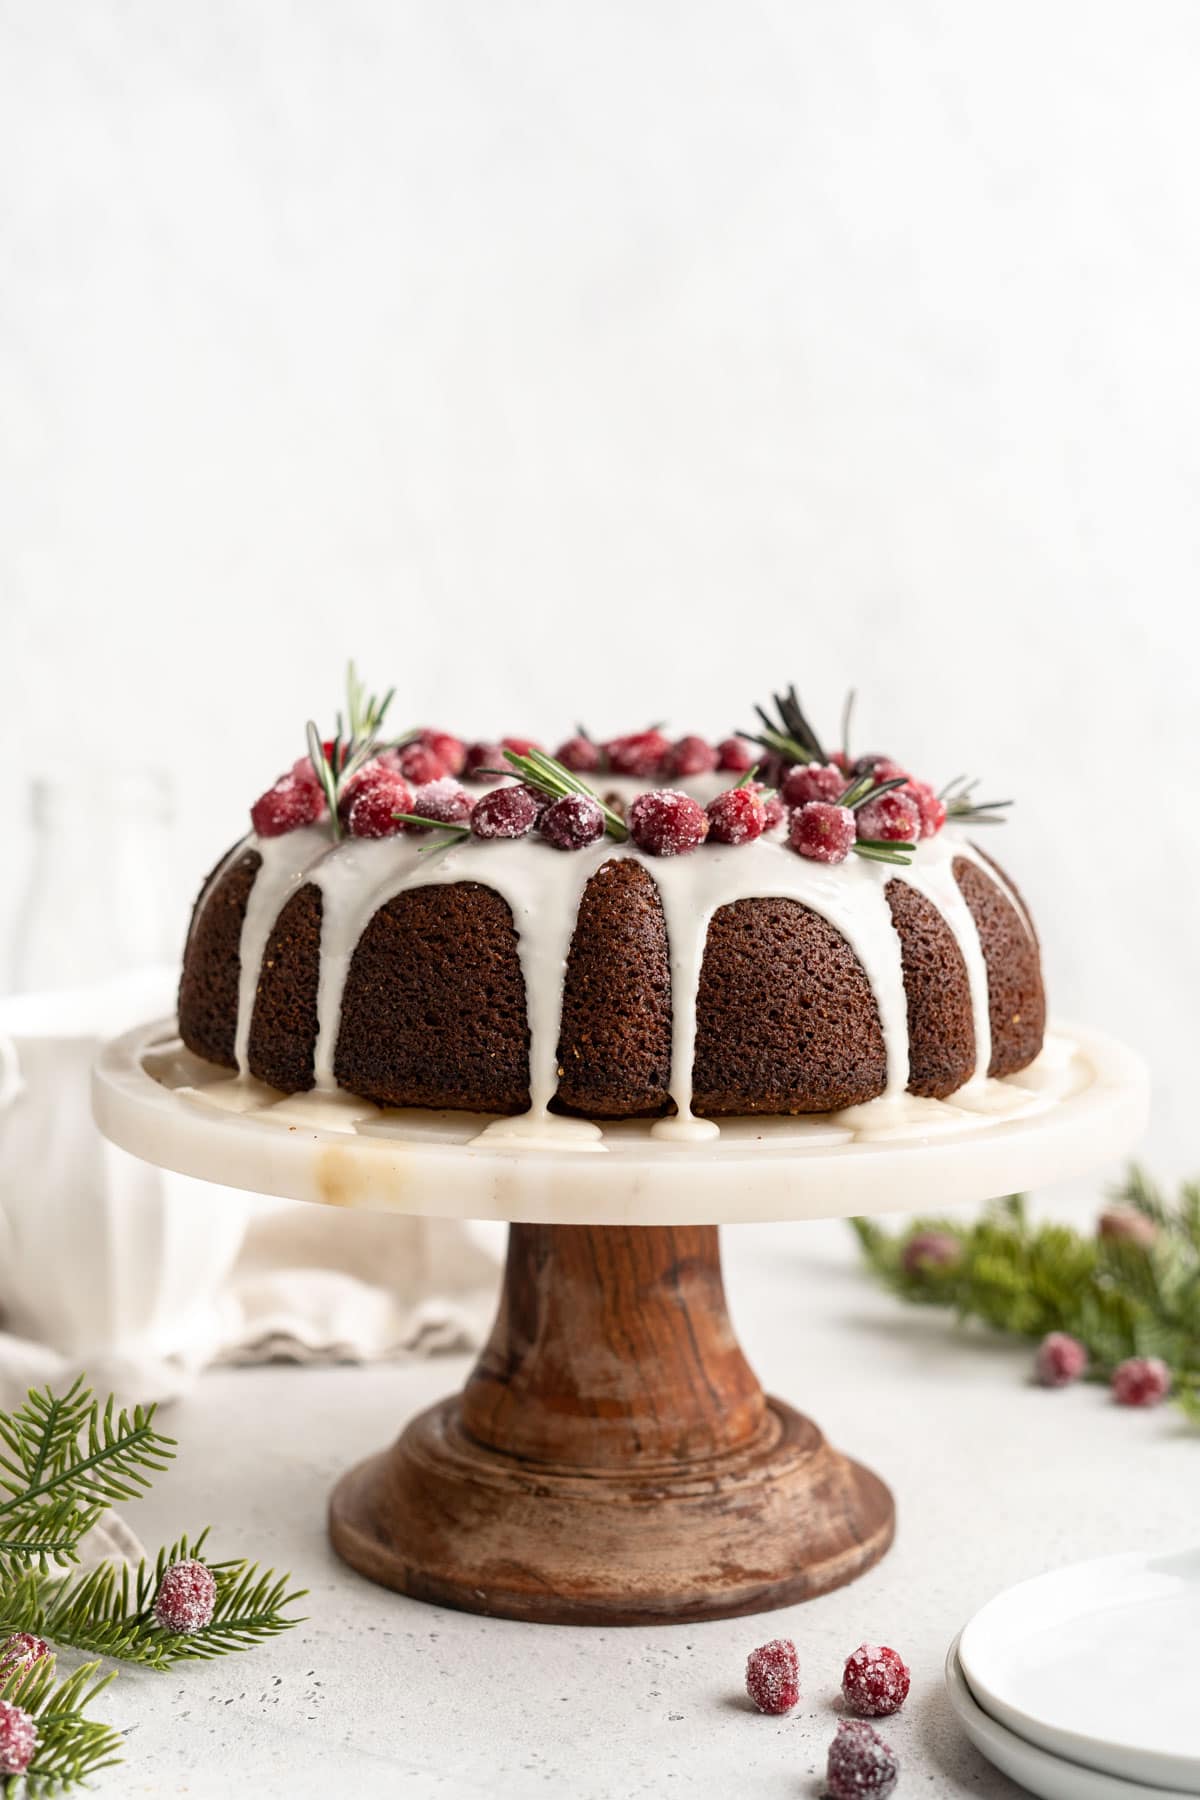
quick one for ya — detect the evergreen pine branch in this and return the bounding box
[0,1659,123,1798]
[851,1167,1200,1417]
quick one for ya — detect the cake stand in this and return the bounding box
[93,1019,1148,1627]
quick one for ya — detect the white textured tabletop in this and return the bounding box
[92,1215,1191,1800]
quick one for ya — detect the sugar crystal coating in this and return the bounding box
[0,1700,38,1777]
[346,772,415,839]
[744,1637,799,1714]
[410,778,473,827]
[781,762,844,808]
[153,1559,217,1634]
[855,790,921,844]
[555,735,603,773]
[663,735,718,779]
[789,802,855,864]
[463,742,508,784]
[706,787,766,846]
[628,790,710,857]
[0,1633,52,1675]
[605,729,671,778]
[841,1643,910,1717]
[1111,1356,1171,1406]
[716,735,758,772]
[826,1719,899,1799]
[471,784,541,839]
[1035,1331,1088,1387]
[540,794,606,850]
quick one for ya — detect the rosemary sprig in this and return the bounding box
[836,774,917,866]
[306,661,413,841]
[743,685,828,766]
[939,774,1013,826]
[392,812,471,853]
[499,748,629,842]
[840,688,856,765]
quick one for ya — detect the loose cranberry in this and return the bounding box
[346,774,414,839]
[463,741,508,784]
[782,762,845,808]
[1036,1332,1089,1388]
[0,1633,52,1676]
[826,1719,899,1800]
[1099,1207,1158,1248]
[418,728,467,776]
[716,735,758,773]
[154,1559,217,1634]
[662,735,718,779]
[901,1230,961,1274]
[628,789,710,856]
[540,794,606,850]
[745,1638,799,1715]
[842,1645,910,1718]
[556,735,604,773]
[605,729,671,778]
[855,790,921,844]
[789,802,855,864]
[0,1700,37,1778]
[409,778,473,827]
[397,742,448,786]
[904,778,946,838]
[501,736,541,757]
[251,772,326,837]
[1111,1357,1171,1407]
[706,787,766,846]
[471,784,541,839]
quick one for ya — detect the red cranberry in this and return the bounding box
[540,793,606,850]
[418,728,466,776]
[855,790,921,844]
[904,779,946,838]
[0,1634,52,1676]
[1099,1207,1158,1248]
[782,762,845,808]
[628,789,710,856]
[842,1645,910,1718]
[851,753,894,779]
[830,749,852,774]
[501,736,541,757]
[1111,1356,1171,1407]
[463,741,508,784]
[397,742,449,785]
[662,735,718,779]
[346,773,414,839]
[409,778,473,827]
[251,772,326,837]
[755,785,785,831]
[745,1638,799,1715]
[716,735,758,773]
[1036,1332,1089,1388]
[706,787,766,845]
[0,1700,37,1778]
[338,756,402,823]
[826,1719,899,1799]
[605,729,671,778]
[901,1230,961,1274]
[154,1559,217,1634]
[789,801,855,864]
[471,784,541,839]
[556,735,603,773]
[289,754,326,790]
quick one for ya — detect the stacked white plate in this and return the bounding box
[946,1548,1200,1799]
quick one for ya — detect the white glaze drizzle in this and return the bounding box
[186,809,1034,1141]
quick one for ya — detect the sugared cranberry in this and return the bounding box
[338,756,404,824]
[397,742,448,786]
[0,1700,37,1778]
[501,736,541,757]
[901,1230,961,1274]
[830,749,852,774]
[628,789,710,856]
[556,735,603,773]
[605,729,671,778]
[745,1638,799,1715]
[851,753,894,779]
[251,772,326,837]
[789,802,855,864]
[716,735,758,773]
[826,1720,899,1800]
[0,1633,52,1676]
[842,1645,910,1718]
[289,754,326,790]
[1111,1356,1171,1407]
[346,773,414,839]
[905,779,946,838]
[471,784,541,840]
[663,735,718,779]
[418,728,467,777]
[1099,1207,1158,1248]
[781,762,845,808]
[154,1559,217,1634]
[540,794,606,850]
[463,741,508,784]
[706,787,766,846]
[855,790,921,844]
[409,778,473,827]
[756,785,785,831]
[1036,1332,1089,1388]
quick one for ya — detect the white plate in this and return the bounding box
[958,1549,1200,1791]
[945,1640,1198,1800]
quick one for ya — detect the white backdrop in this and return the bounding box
[2,1,1197,1177]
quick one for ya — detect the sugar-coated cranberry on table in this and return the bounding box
[0,1699,38,1778]
[900,1230,961,1274]
[1035,1331,1089,1387]
[0,1632,51,1675]
[1111,1356,1171,1406]
[744,1638,799,1715]
[826,1719,899,1799]
[841,1643,910,1717]
[628,789,710,856]
[153,1559,217,1634]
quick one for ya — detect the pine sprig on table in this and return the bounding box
[0,1657,122,1798]
[851,1172,1200,1420]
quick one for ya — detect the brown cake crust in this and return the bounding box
[333,883,530,1112]
[554,860,672,1117]
[953,855,1046,1076]
[691,897,887,1114]
[177,848,261,1070]
[247,882,323,1093]
[885,879,977,1097]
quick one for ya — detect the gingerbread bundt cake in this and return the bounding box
[178,682,1045,1137]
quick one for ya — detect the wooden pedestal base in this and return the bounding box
[329,1223,894,1624]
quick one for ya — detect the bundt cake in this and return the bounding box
[178,679,1045,1139]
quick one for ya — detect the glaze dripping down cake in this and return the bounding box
[178,680,1045,1141]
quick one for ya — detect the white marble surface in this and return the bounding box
[85,1214,1194,1799]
